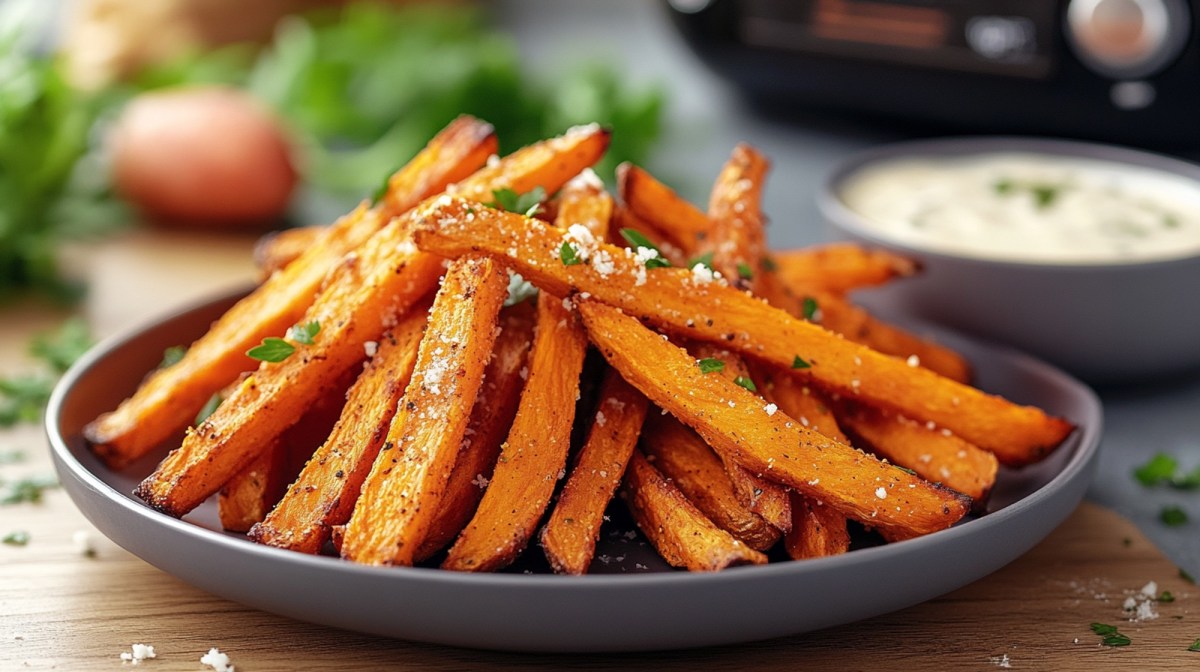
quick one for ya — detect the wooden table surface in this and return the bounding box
[2,230,1198,671]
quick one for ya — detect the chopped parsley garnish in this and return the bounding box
[1158,591,1175,603]
[247,337,296,363]
[993,179,1015,195]
[0,319,94,428]
[687,252,714,270]
[286,320,321,346]
[896,465,917,476]
[733,376,756,392]
[488,187,546,217]
[697,358,725,374]
[1189,639,1200,652]
[761,256,778,272]
[619,228,658,253]
[1160,505,1188,527]
[621,229,671,269]
[2,530,30,546]
[1090,623,1131,647]
[1133,452,1200,490]
[1,475,59,505]
[159,346,186,369]
[247,320,322,362]
[559,241,582,266]
[736,262,753,280]
[1031,184,1060,209]
[792,355,811,370]
[195,393,224,426]
[801,296,819,321]
[1182,568,1196,584]
[1134,453,1178,487]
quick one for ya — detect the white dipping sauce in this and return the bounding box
[839,152,1200,263]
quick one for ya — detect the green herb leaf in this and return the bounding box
[1160,505,1189,527]
[1182,568,1196,584]
[195,392,224,426]
[1102,633,1132,647]
[1188,639,1200,652]
[1134,453,1178,487]
[560,241,582,266]
[503,271,538,307]
[619,228,658,253]
[993,179,1015,195]
[792,356,812,370]
[287,320,321,346]
[488,187,546,217]
[1158,591,1175,603]
[2,530,30,546]
[896,465,917,476]
[1,475,59,505]
[698,358,725,374]
[1090,623,1119,636]
[643,257,671,270]
[736,262,753,281]
[761,256,778,272]
[801,296,820,321]
[687,252,714,270]
[159,346,186,369]
[733,376,757,392]
[246,337,296,363]
[1031,184,1061,209]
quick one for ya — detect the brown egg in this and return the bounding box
[111,85,298,227]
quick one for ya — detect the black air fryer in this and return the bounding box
[665,0,1200,147]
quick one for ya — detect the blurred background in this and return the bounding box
[4,0,1198,303]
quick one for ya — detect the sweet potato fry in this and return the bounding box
[763,279,971,383]
[835,401,999,505]
[640,414,780,551]
[753,362,853,556]
[341,256,507,566]
[453,123,611,203]
[219,372,351,533]
[253,226,322,279]
[87,115,496,468]
[623,451,768,571]
[687,343,791,532]
[703,143,771,292]
[441,175,611,573]
[440,290,590,572]
[248,305,430,553]
[617,162,710,251]
[218,438,287,533]
[784,494,851,560]
[410,199,1073,465]
[540,371,650,574]
[578,299,971,536]
[414,303,535,562]
[134,219,445,517]
[772,244,919,295]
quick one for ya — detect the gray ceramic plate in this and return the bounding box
[47,289,1102,653]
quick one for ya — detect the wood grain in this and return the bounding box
[2,231,1198,670]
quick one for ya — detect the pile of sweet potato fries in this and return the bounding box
[85,117,1074,573]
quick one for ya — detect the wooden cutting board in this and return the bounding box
[2,497,1196,671]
